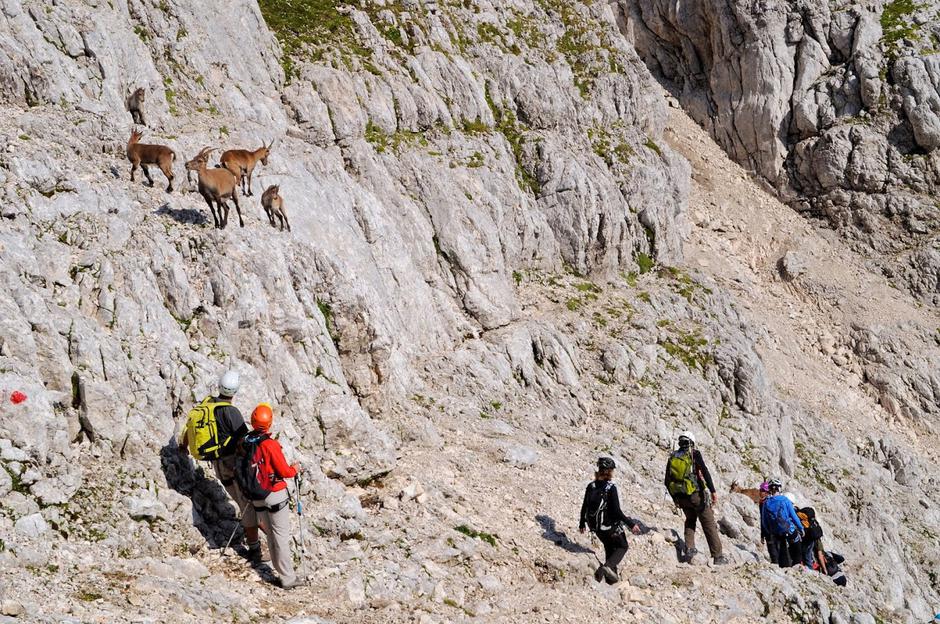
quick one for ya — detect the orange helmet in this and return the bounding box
[251,403,273,431]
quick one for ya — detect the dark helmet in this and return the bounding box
[597,457,616,471]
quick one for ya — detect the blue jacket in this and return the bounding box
[761,495,804,538]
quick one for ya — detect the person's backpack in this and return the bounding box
[584,481,615,532]
[666,450,699,497]
[235,432,279,501]
[797,507,823,541]
[764,495,798,536]
[185,397,232,460]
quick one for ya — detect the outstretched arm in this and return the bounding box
[579,486,590,532]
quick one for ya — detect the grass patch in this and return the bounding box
[644,137,662,157]
[454,524,498,547]
[365,121,429,154]
[317,299,339,347]
[660,328,712,373]
[660,266,713,303]
[257,0,370,81]
[486,89,540,195]
[635,252,654,274]
[881,0,925,57]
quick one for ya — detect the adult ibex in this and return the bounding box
[261,185,290,231]
[126,129,175,192]
[220,140,273,196]
[185,147,244,229]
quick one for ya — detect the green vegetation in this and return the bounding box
[588,125,634,167]
[76,590,103,602]
[163,76,177,115]
[257,0,369,81]
[466,151,485,168]
[644,137,662,157]
[133,25,150,43]
[317,299,339,347]
[454,524,498,547]
[794,440,837,492]
[635,252,654,274]
[461,119,491,135]
[660,266,712,303]
[535,0,625,97]
[574,281,600,293]
[365,121,429,154]
[486,88,540,194]
[512,270,523,285]
[881,0,925,56]
[660,328,712,373]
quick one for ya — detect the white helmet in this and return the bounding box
[219,370,240,397]
[677,430,696,448]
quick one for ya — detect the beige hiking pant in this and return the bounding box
[253,488,295,584]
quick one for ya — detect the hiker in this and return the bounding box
[760,480,804,568]
[664,431,727,565]
[819,550,847,586]
[236,403,301,589]
[578,457,641,584]
[795,504,825,568]
[179,370,261,560]
[756,480,777,562]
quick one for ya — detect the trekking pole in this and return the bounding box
[221,501,252,557]
[295,470,309,583]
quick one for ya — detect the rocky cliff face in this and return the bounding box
[625,0,940,305]
[0,0,938,622]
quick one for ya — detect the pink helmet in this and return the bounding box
[759,481,770,493]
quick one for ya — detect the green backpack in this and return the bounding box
[666,450,699,497]
[185,397,232,460]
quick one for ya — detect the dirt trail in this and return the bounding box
[665,107,940,450]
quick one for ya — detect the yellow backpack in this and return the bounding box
[185,397,232,460]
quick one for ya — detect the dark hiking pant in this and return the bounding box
[766,536,780,565]
[597,528,628,573]
[768,533,803,567]
[676,492,723,558]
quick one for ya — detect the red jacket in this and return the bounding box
[257,436,296,492]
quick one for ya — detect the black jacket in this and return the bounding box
[579,480,637,533]
[210,396,248,457]
[663,448,716,495]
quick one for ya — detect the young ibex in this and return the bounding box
[219,141,273,196]
[126,87,146,125]
[729,481,763,505]
[185,147,244,229]
[260,185,290,231]
[126,129,175,192]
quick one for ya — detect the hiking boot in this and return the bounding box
[278,575,303,590]
[246,541,269,565]
[713,555,729,565]
[593,566,605,583]
[600,566,619,584]
[683,548,698,563]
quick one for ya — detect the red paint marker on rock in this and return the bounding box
[10,391,27,404]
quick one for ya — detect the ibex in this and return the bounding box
[730,480,763,505]
[184,147,244,229]
[126,129,175,193]
[260,185,290,231]
[126,87,146,125]
[220,141,273,196]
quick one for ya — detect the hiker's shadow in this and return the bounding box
[535,515,594,554]
[159,440,240,549]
